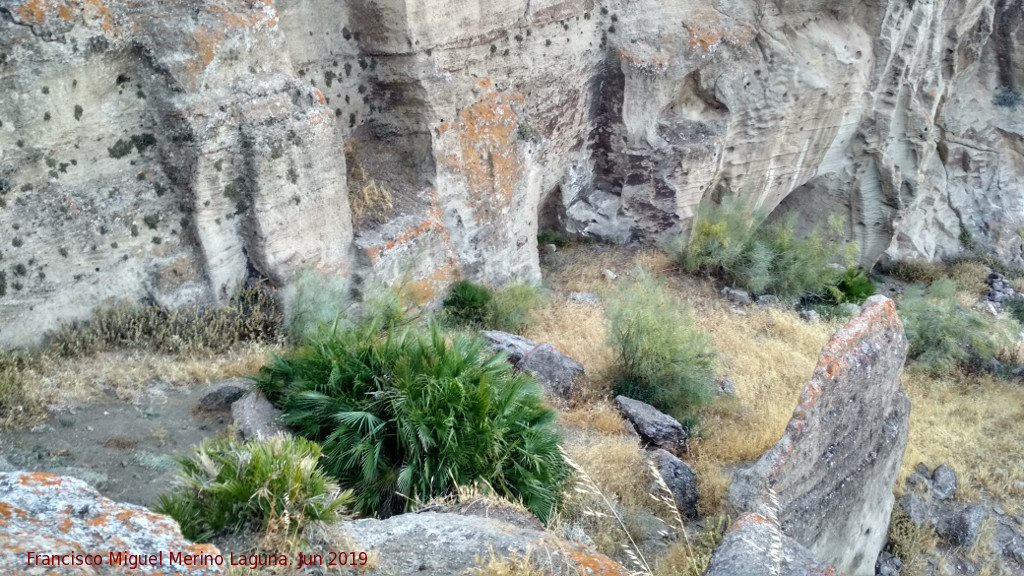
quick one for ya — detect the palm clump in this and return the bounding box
[253,314,569,523]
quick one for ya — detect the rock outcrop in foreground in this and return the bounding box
[727,295,910,576]
[2,0,1023,346]
[331,508,629,576]
[704,513,843,576]
[0,471,223,575]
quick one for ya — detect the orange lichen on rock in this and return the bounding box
[682,8,756,54]
[816,296,903,381]
[446,83,526,223]
[16,0,49,24]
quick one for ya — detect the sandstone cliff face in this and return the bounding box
[0,0,1021,345]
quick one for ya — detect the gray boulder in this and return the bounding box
[716,375,737,396]
[0,471,222,575]
[704,513,842,576]
[876,550,904,576]
[938,504,988,550]
[614,395,687,454]
[480,331,584,400]
[650,448,699,519]
[197,379,248,411]
[333,510,629,576]
[722,286,753,305]
[230,391,286,441]
[931,464,958,501]
[727,296,911,576]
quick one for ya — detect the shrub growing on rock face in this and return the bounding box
[675,196,852,298]
[155,434,350,542]
[252,315,569,522]
[605,268,716,421]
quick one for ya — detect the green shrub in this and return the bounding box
[443,281,541,334]
[675,196,851,298]
[605,268,716,420]
[898,279,1013,375]
[444,280,493,326]
[537,230,570,248]
[46,283,282,356]
[826,267,876,305]
[486,284,543,334]
[252,317,569,522]
[155,434,350,542]
[1005,298,1024,326]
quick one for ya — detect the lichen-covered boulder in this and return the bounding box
[334,510,629,576]
[230,392,285,441]
[727,295,910,576]
[0,471,223,575]
[704,513,845,576]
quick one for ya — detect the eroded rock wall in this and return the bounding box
[1,0,1022,345]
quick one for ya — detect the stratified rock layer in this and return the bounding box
[2,0,1024,345]
[704,513,844,576]
[0,471,223,575]
[727,295,910,576]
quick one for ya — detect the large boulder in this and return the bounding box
[704,513,843,576]
[480,331,585,401]
[727,295,910,576]
[614,395,687,454]
[332,509,629,576]
[0,471,222,575]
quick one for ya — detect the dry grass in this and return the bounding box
[521,296,615,400]
[15,343,276,407]
[558,401,633,436]
[691,305,839,513]
[948,261,991,298]
[472,550,568,576]
[898,369,1024,507]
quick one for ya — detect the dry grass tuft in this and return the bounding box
[472,550,563,576]
[15,343,276,407]
[948,261,991,298]
[898,369,1024,506]
[559,401,633,436]
[522,296,615,399]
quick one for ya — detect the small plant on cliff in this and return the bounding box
[252,315,569,522]
[155,434,351,542]
[606,267,716,421]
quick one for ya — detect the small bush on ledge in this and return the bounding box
[442,280,542,334]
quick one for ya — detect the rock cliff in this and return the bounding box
[1,0,1022,345]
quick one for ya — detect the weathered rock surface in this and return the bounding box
[334,510,629,576]
[727,295,910,576]
[614,395,687,454]
[649,448,698,520]
[704,513,843,576]
[2,0,1024,346]
[230,391,284,441]
[196,380,247,411]
[0,471,223,575]
[481,330,584,400]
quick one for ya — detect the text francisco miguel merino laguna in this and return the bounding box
[25,550,318,569]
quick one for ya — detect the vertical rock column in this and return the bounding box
[727,295,911,576]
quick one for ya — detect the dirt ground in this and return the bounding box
[0,379,236,507]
